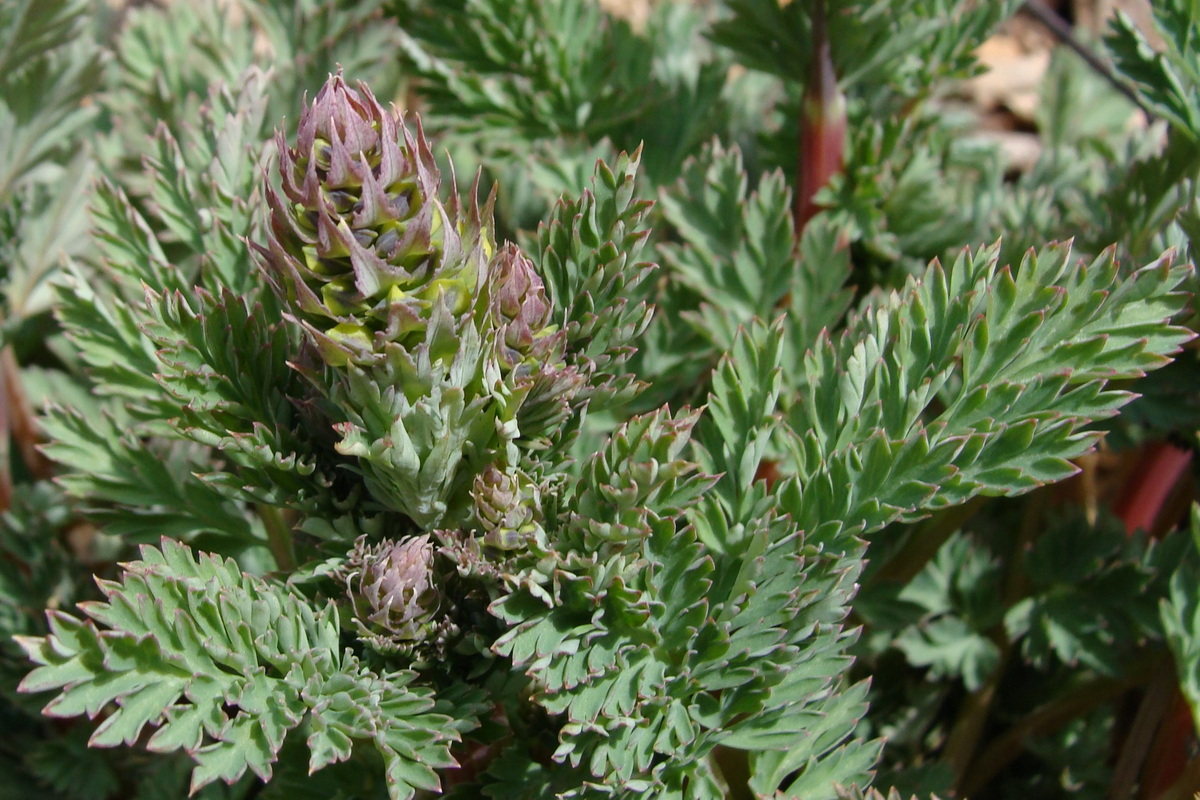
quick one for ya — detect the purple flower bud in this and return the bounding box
[344,535,443,651]
[487,244,554,368]
[255,73,490,365]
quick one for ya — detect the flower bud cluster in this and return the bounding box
[260,74,477,366]
[257,73,583,542]
[343,534,451,655]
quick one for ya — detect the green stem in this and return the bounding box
[943,673,1005,787]
[259,504,296,572]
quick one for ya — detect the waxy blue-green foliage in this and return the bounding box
[0,0,99,331]
[13,74,881,795]
[393,0,734,188]
[6,1,1200,799]
[1106,0,1200,140]
[781,242,1193,543]
[17,538,460,797]
[22,83,1199,800]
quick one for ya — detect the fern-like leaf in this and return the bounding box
[18,538,460,799]
[532,149,656,407]
[779,242,1193,542]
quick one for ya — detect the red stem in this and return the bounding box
[1109,440,1195,799]
[794,0,846,235]
[1112,441,1192,537]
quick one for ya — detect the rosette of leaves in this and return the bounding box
[257,74,583,529]
[472,464,548,552]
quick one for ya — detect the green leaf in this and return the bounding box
[17,538,459,800]
[533,149,656,407]
[693,319,784,544]
[331,328,497,529]
[656,143,852,357]
[141,71,274,296]
[141,285,358,523]
[397,0,725,173]
[1162,506,1200,735]
[1107,0,1200,140]
[0,0,99,204]
[1007,513,1179,673]
[568,405,716,552]
[40,407,260,545]
[710,0,1016,107]
[494,492,869,795]
[25,725,122,800]
[895,616,1000,691]
[778,241,1193,540]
